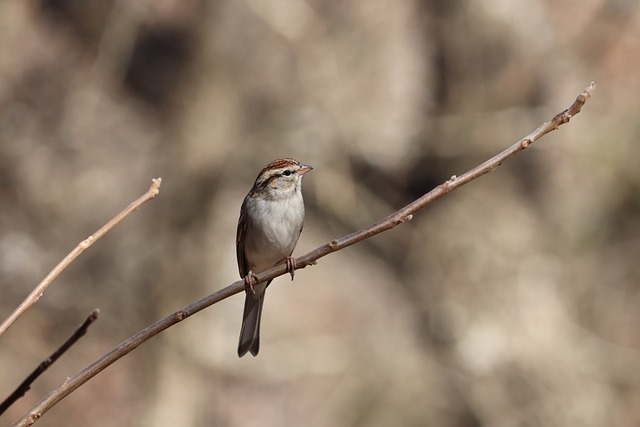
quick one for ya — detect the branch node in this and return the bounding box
[521,138,531,148]
[80,236,94,249]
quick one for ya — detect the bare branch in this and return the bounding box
[12,286,240,427]
[0,179,162,337]
[11,83,595,427]
[0,310,99,416]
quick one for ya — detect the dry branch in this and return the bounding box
[0,179,162,337]
[12,83,595,427]
[0,310,100,415]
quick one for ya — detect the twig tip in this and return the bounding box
[580,82,596,101]
[150,178,162,196]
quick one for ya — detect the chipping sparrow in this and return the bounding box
[236,158,313,357]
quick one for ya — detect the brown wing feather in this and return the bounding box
[236,195,250,278]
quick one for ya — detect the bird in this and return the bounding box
[236,158,313,357]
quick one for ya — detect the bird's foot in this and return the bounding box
[244,271,259,297]
[285,256,297,280]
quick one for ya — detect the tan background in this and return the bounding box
[1,0,639,426]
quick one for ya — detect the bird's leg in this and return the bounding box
[285,256,296,280]
[244,271,259,297]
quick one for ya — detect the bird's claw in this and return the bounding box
[244,271,259,297]
[285,256,296,281]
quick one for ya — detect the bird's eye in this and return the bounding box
[282,170,293,176]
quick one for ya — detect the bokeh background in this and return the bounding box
[1,0,639,426]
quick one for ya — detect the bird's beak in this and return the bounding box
[299,164,313,175]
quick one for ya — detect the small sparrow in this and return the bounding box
[236,158,313,357]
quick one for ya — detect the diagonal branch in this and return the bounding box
[12,83,595,427]
[0,179,162,337]
[0,310,100,416]
[294,82,596,263]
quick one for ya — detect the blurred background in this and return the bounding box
[1,0,639,426]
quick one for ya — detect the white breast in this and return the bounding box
[243,193,305,273]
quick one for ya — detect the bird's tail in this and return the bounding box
[237,290,265,357]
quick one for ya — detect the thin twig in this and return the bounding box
[0,179,162,337]
[12,83,595,427]
[0,310,100,416]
